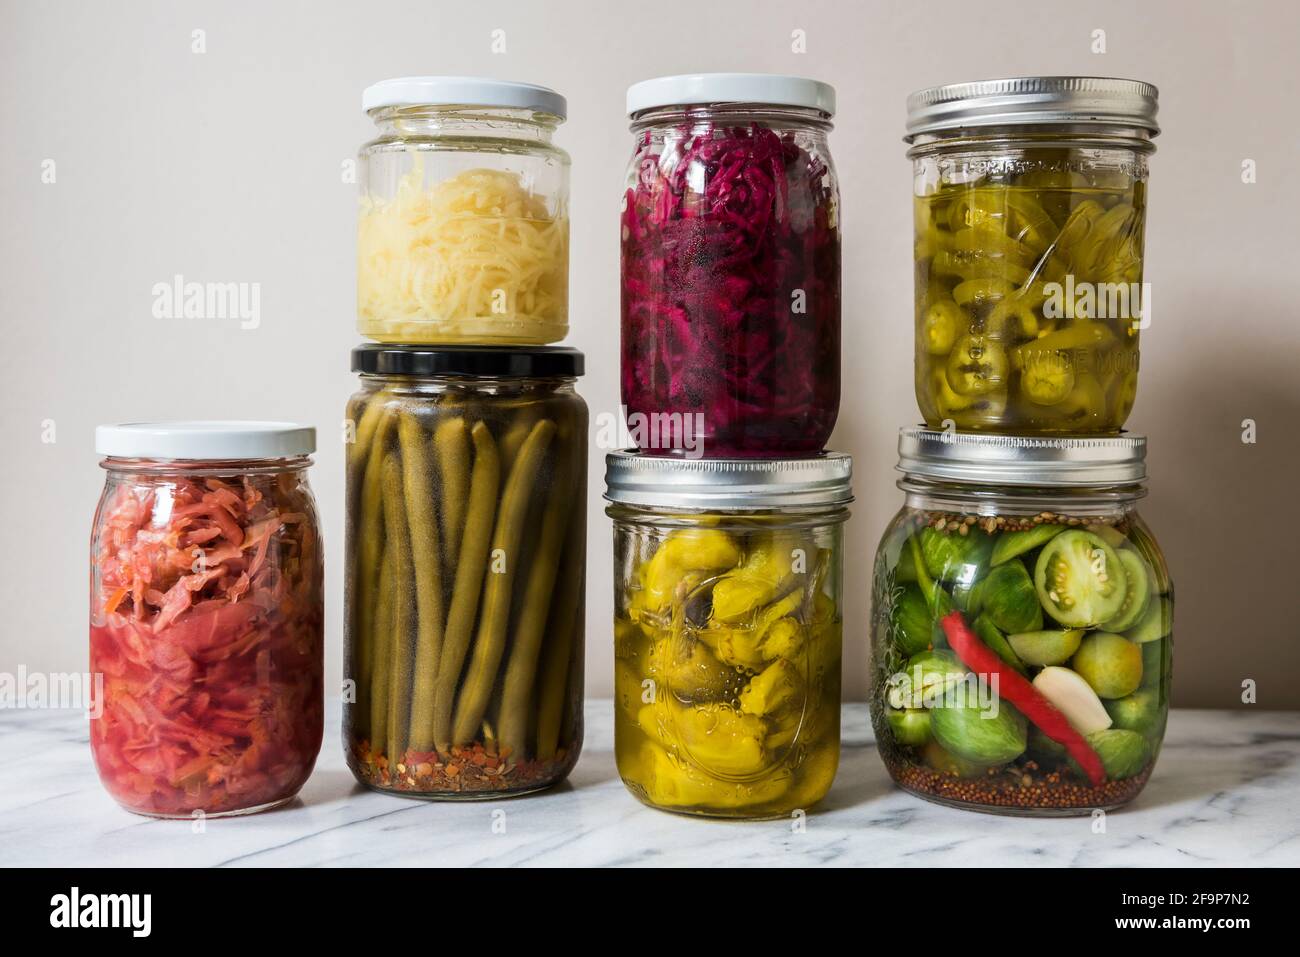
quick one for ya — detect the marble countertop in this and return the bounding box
[2,702,1297,867]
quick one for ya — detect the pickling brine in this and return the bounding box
[914,174,1146,432]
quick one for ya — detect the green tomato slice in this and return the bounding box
[1034,530,1129,627]
[1101,549,1153,632]
[1007,628,1085,666]
[1126,596,1173,644]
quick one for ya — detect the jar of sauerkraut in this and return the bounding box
[621,74,841,456]
[358,76,570,345]
[906,77,1159,433]
[90,422,323,818]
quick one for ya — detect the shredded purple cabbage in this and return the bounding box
[621,122,840,455]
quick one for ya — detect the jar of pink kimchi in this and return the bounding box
[621,74,841,457]
[90,422,324,818]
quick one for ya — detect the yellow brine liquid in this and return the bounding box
[914,160,1147,433]
[614,522,842,818]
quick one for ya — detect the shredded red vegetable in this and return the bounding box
[90,471,322,816]
[621,121,840,455]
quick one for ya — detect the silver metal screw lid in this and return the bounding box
[897,428,1146,487]
[905,76,1159,140]
[605,451,853,509]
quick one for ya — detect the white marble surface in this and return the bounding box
[1,702,1297,867]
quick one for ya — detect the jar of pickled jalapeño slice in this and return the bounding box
[871,428,1173,816]
[906,77,1160,433]
[605,452,852,819]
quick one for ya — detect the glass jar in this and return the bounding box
[871,428,1173,816]
[621,74,841,456]
[345,345,587,798]
[906,77,1159,433]
[358,76,570,345]
[605,452,852,818]
[89,422,323,818]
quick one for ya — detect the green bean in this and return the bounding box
[432,422,500,752]
[348,390,388,476]
[498,407,540,475]
[498,449,574,759]
[451,419,556,747]
[368,544,394,757]
[535,493,586,762]
[353,405,393,729]
[558,612,583,748]
[398,413,445,754]
[434,417,471,584]
[382,453,417,765]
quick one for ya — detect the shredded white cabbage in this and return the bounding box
[358,160,568,343]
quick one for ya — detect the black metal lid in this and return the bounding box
[352,344,584,378]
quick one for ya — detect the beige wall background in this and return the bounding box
[2,0,1297,709]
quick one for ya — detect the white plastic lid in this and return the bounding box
[363,76,567,119]
[626,73,835,117]
[95,421,316,460]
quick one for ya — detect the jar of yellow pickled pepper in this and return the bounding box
[358,77,570,345]
[906,77,1159,433]
[605,452,852,819]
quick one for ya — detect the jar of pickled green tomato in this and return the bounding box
[906,77,1159,433]
[871,428,1173,815]
[605,452,852,819]
[344,346,586,798]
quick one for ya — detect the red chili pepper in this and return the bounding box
[940,610,1106,787]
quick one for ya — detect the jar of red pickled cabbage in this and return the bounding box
[621,74,841,457]
[90,422,323,818]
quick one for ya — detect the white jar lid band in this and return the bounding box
[363,76,567,120]
[95,421,315,460]
[627,73,835,117]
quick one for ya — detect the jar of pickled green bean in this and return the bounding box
[605,452,852,819]
[906,77,1159,433]
[344,345,586,798]
[871,428,1173,815]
